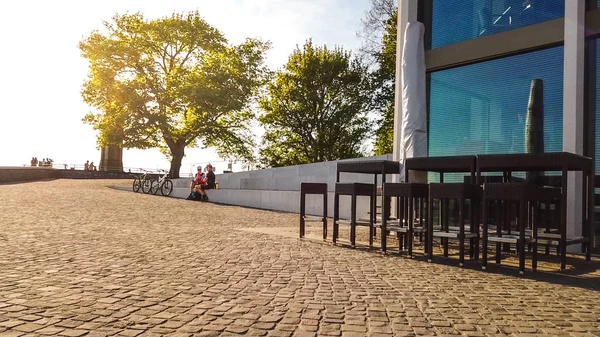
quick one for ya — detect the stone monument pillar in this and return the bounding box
[99,144,123,172]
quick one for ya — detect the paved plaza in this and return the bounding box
[0,180,600,337]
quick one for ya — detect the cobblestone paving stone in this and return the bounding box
[0,179,599,337]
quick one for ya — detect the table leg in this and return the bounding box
[300,192,306,238]
[382,187,388,253]
[351,194,357,247]
[560,168,567,271]
[323,192,328,240]
[459,197,465,267]
[333,193,339,244]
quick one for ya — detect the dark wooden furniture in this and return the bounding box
[476,152,594,271]
[333,183,375,247]
[381,183,429,255]
[299,183,328,240]
[404,156,479,259]
[404,156,477,183]
[481,183,548,274]
[427,183,480,267]
[336,160,402,225]
[335,160,402,242]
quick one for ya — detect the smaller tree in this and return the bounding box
[259,40,373,168]
[371,10,398,155]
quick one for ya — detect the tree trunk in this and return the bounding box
[169,144,185,179]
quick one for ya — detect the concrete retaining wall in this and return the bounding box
[172,154,395,219]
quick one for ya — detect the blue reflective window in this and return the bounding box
[431,0,565,49]
[428,47,564,181]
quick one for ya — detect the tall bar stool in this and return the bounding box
[427,183,480,267]
[381,182,429,256]
[481,183,542,275]
[333,183,375,247]
[299,183,328,240]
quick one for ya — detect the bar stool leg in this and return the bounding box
[423,197,429,254]
[351,194,357,247]
[333,194,339,244]
[382,194,389,253]
[369,195,374,248]
[519,198,526,275]
[469,199,475,259]
[399,197,405,252]
[428,197,434,262]
[560,237,567,272]
[459,197,465,267]
[300,192,306,239]
[408,196,414,258]
[440,199,449,257]
[482,197,488,270]
[322,192,328,240]
[496,201,502,265]
[532,201,538,272]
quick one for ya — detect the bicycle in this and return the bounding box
[132,170,153,194]
[150,169,174,196]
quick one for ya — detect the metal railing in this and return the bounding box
[19,160,249,177]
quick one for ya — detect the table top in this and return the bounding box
[336,160,401,174]
[476,152,592,172]
[404,155,477,173]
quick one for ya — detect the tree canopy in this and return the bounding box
[80,11,270,177]
[372,10,398,155]
[358,0,398,155]
[258,40,372,168]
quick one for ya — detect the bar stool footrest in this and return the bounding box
[303,216,326,223]
[433,231,478,239]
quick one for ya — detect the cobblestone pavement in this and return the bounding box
[0,179,599,337]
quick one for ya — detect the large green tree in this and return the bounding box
[259,40,372,168]
[80,12,270,177]
[359,0,398,155]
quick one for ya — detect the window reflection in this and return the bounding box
[432,0,565,49]
[428,47,564,159]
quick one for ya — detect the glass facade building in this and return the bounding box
[409,0,599,253]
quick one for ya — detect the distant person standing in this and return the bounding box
[84,160,89,171]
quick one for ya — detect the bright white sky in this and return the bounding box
[0,0,372,175]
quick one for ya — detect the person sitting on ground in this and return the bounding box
[195,163,216,201]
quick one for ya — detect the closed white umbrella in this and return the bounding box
[399,21,427,182]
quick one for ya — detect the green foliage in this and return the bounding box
[79,11,270,175]
[259,40,373,168]
[371,10,397,155]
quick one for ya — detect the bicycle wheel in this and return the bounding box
[132,177,141,192]
[161,179,173,196]
[142,179,153,194]
[150,180,160,195]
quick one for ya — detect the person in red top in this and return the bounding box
[190,166,205,192]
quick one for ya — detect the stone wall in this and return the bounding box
[0,167,60,184]
[0,167,147,184]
